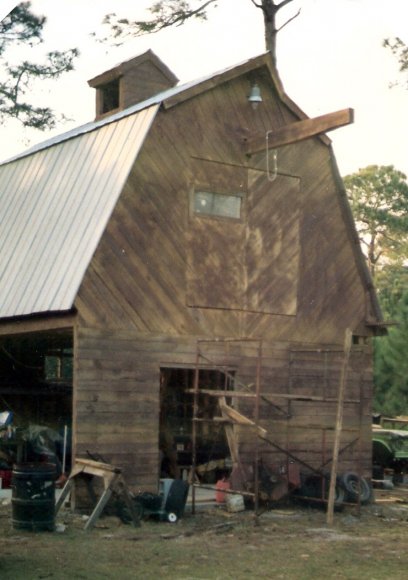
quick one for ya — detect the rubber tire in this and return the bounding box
[295,475,345,510]
[167,512,178,523]
[116,499,144,524]
[341,472,372,504]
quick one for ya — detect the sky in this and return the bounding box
[0,0,407,177]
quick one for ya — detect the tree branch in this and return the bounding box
[277,0,295,10]
[1,49,78,129]
[99,0,219,42]
[277,8,301,32]
[0,2,45,52]
[152,0,217,28]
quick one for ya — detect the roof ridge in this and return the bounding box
[0,51,272,166]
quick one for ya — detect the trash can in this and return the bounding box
[12,463,57,531]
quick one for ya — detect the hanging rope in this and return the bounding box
[266,131,278,182]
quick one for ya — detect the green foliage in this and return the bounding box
[344,165,408,276]
[383,36,408,87]
[374,266,408,421]
[345,166,408,416]
[98,0,218,43]
[374,288,408,416]
[0,2,79,130]
[0,2,44,54]
[375,265,408,319]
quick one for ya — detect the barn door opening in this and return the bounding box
[159,368,232,482]
[0,331,73,484]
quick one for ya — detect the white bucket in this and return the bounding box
[226,493,245,513]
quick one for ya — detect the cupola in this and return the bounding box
[87,50,179,120]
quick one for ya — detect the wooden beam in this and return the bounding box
[327,329,353,526]
[219,401,268,438]
[186,389,256,398]
[0,312,76,337]
[246,108,354,155]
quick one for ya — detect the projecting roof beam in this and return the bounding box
[245,108,354,155]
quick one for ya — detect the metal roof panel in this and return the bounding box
[0,105,158,318]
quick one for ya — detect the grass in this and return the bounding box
[1,498,408,579]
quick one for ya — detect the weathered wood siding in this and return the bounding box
[246,171,300,315]
[77,70,369,341]
[74,328,161,489]
[233,341,373,479]
[121,61,175,110]
[74,66,374,489]
[73,331,373,487]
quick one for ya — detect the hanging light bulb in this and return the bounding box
[248,83,263,110]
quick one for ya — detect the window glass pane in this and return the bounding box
[194,191,241,219]
[194,192,214,214]
[213,194,241,218]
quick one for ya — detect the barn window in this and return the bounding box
[99,78,120,114]
[193,191,242,219]
[44,348,73,381]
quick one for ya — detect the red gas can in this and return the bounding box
[215,477,230,504]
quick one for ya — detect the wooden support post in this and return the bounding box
[254,341,262,519]
[191,351,200,515]
[327,329,353,526]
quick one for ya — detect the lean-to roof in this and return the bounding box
[0,105,158,318]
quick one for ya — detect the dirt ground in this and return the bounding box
[1,486,408,580]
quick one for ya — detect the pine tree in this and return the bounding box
[344,165,408,278]
[0,2,78,129]
[374,290,408,416]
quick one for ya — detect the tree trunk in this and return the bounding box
[261,0,279,62]
[368,233,377,278]
[260,0,295,71]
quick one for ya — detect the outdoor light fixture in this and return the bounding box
[248,83,262,109]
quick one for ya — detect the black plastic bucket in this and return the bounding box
[12,463,57,531]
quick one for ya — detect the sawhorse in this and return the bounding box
[55,458,140,531]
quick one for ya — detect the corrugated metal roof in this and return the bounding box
[0,104,159,318]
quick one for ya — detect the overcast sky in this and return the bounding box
[1,0,407,177]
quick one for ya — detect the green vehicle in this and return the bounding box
[373,424,408,478]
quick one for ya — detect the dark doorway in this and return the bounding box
[159,368,232,482]
[0,330,73,479]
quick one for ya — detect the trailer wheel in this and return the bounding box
[341,472,372,504]
[167,512,178,523]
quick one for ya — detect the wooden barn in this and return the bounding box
[0,51,384,500]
